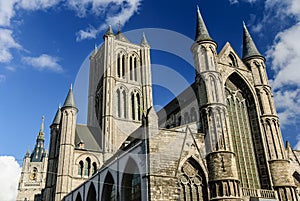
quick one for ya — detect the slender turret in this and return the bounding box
[191,6,241,200]
[54,86,78,201]
[242,23,298,201]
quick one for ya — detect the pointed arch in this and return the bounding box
[225,72,266,189]
[228,52,237,67]
[102,172,117,201]
[78,160,84,177]
[75,193,82,201]
[84,157,91,177]
[121,158,141,201]
[86,182,97,201]
[179,157,208,201]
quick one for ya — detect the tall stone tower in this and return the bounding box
[88,26,153,156]
[191,7,242,200]
[43,86,78,201]
[17,117,48,201]
[242,23,298,201]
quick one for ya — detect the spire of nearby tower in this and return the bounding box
[52,106,61,125]
[30,117,46,162]
[195,5,213,42]
[38,116,45,140]
[63,85,77,108]
[140,32,149,47]
[242,22,263,60]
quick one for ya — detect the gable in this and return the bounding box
[218,42,249,71]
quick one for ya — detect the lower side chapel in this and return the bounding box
[17,5,300,201]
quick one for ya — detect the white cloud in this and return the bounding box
[17,0,61,10]
[74,0,142,41]
[0,0,18,26]
[0,156,21,201]
[22,54,63,73]
[228,0,257,4]
[0,28,22,63]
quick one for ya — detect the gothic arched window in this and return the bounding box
[116,89,121,118]
[131,92,135,120]
[78,160,84,177]
[136,93,141,120]
[121,158,141,201]
[84,158,91,177]
[225,73,262,189]
[228,53,237,67]
[75,193,82,201]
[179,158,208,201]
[131,91,141,121]
[87,183,97,201]
[102,172,116,201]
[117,53,126,79]
[122,90,127,118]
[92,162,97,175]
[116,87,127,119]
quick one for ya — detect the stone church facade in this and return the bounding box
[17,6,300,201]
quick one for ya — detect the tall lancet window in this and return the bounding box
[117,52,126,79]
[116,89,121,118]
[116,87,127,119]
[129,54,138,81]
[225,73,261,189]
[179,158,208,201]
[131,90,141,121]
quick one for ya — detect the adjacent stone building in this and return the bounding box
[17,117,48,201]
[17,5,300,201]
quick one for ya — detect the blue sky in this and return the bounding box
[0,0,300,200]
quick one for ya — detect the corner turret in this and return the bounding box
[242,22,264,61]
[62,84,77,109]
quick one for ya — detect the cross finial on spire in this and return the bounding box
[70,83,73,90]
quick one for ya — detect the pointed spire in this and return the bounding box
[52,106,61,125]
[38,116,45,140]
[195,5,213,42]
[104,25,114,38]
[140,32,149,47]
[242,22,263,60]
[63,84,77,108]
[30,117,46,162]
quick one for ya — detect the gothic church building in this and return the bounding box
[17,6,300,201]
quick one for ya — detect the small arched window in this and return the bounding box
[78,161,84,177]
[84,158,91,177]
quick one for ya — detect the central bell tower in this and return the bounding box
[88,26,153,155]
